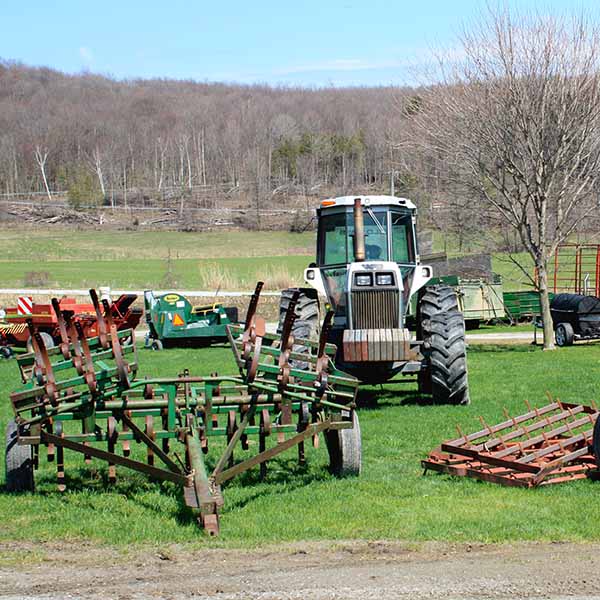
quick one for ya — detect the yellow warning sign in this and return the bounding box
[164,294,180,304]
[172,313,185,326]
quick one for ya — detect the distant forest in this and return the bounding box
[0,59,427,199]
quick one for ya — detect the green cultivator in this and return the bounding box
[5,284,360,535]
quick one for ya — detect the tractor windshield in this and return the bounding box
[317,207,415,266]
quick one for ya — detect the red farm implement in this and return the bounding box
[0,293,142,351]
[423,397,600,487]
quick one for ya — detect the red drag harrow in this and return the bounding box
[423,397,600,487]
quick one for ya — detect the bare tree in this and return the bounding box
[34,145,51,200]
[411,7,600,349]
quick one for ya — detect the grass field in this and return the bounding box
[2,342,600,549]
[0,228,535,292]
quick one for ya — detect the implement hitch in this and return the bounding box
[7,284,359,535]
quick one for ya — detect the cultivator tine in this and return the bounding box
[27,319,45,385]
[89,289,109,349]
[51,298,72,361]
[75,322,98,395]
[259,408,270,479]
[101,298,130,388]
[244,281,264,330]
[277,291,300,392]
[145,416,155,466]
[314,310,335,397]
[107,416,117,484]
[34,329,58,407]
[55,421,66,492]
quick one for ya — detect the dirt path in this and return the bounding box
[1,540,600,599]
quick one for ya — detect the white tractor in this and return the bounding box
[279,195,470,404]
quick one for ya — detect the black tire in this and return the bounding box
[5,419,34,492]
[151,339,164,351]
[278,288,319,369]
[26,331,55,354]
[326,411,361,477]
[0,346,12,360]
[593,415,600,469]
[555,322,574,347]
[418,285,470,405]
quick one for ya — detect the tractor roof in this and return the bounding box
[320,195,416,210]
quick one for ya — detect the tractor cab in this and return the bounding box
[305,196,432,331]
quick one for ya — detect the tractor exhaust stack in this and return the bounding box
[353,198,366,262]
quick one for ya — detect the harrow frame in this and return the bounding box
[6,284,359,535]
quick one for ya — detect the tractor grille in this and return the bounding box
[351,289,400,329]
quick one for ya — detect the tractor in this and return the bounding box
[279,195,470,404]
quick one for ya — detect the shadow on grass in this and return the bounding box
[468,344,539,353]
[357,386,433,408]
[2,454,335,527]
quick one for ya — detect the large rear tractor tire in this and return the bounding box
[418,285,470,405]
[5,419,34,492]
[326,411,362,477]
[278,288,319,369]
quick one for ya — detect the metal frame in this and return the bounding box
[9,285,359,535]
[423,398,599,487]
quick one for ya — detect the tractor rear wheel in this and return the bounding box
[418,285,470,405]
[326,411,362,477]
[5,419,34,492]
[278,288,319,369]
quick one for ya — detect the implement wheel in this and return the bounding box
[326,412,361,477]
[418,285,470,405]
[5,419,34,492]
[0,346,12,360]
[555,322,574,347]
[151,339,164,351]
[26,331,54,354]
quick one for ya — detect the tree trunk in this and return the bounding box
[537,263,555,350]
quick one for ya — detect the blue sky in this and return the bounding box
[1,1,598,86]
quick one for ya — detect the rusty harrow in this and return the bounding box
[423,397,600,487]
[6,284,359,535]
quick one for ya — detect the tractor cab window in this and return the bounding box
[391,212,415,264]
[318,208,390,265]
[320,212,349,265]
[362,209,388,261]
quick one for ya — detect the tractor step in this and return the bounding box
[423,398,600,487]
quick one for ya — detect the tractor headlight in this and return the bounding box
[306,269,315,280]
[376,273,394,286]
[355,273,372,286]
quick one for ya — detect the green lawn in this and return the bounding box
[2,342,600,548]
